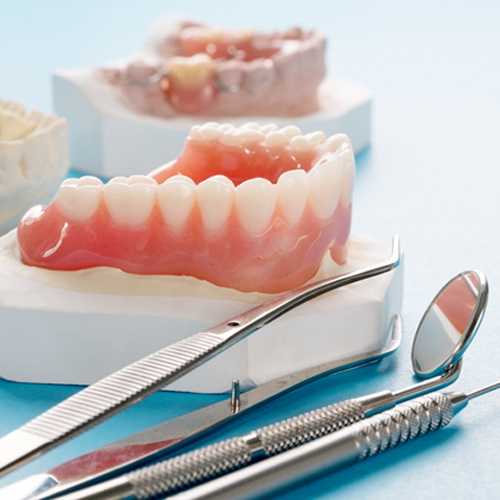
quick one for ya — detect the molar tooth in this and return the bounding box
[260,124,279,135]
[158,175,196,228]
[235,178,276,234]
[280,125,302,138]
[264,131,289,148]
[168,53,214,89]
[240,122,261,131]
[58,177,103,221]
[0,140,23,184]
[305,131,326,144]
[221,129,264,146]
[104,178,156,226]
[308,159,342,219]
[197,176,234,231]
[325,133,352,153]
[188,125,202,140]
[219,123,236,132]
[198,123,224,141]
[338,147,355,206]
[277,169,309,225]
[289,135,316,152]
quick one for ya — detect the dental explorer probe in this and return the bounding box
[51,382,500,500]
[162,382,500,500]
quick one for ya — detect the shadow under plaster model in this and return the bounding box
[16,122,354,294]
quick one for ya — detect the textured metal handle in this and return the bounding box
[128,399,365,498]
[353,393,453,461]
[0,331,228,478]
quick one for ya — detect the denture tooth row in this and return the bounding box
[56,144,354,234]
[188,122,348,154]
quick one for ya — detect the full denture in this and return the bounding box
[98,19,326,117]
[17,123,354,293]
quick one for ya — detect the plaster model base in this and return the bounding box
[53,70,372,179]
[0,232,402,394]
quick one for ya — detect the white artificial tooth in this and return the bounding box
[198,123,224,141]
[0,140,23,184]
[289,136,316,152]
[305,131,326,144]
[308,159,342,219]
[240,122,261,130]
[221,129,264,146]
[197,176,234,231]
[158,176,196,228]
[279,125,302,138]
[219,123,236,132]
[338,147,355,206]
[78,176,104,187]
[108,176,129,184]
[22,132,48,180]
[189,125,202,140]
[104,180,156,226]
[260,124,279,134]
[128,174,157,185]
[264,131,290,148]
[58,180,102,221]
[235,178,276,234]
[203,121,220,128]
[325,133,352,153]
[277,169,309,225]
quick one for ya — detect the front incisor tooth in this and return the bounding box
[22,132,48,180]
[325,133,352,153]
[197,176,234,231]
[264,131,289,148]
[58,177,103,221]
[158,176,196,228]
[279,125,302,138]
[235,178,276,234]
[338,148,355,206]
[308,159,342,219]
[305,131,326,144]
[104,179,156,226]
[277,170,309,225]
[0,140,23,184]
[289,136,316,152]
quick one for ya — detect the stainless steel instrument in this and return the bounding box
[0,236,401,481]
[0,318,401,500]
[166,382,500,500]
[39,269,488,500]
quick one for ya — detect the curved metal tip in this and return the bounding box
[390,234,402,269]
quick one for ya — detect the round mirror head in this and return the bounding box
[411,270,488,378]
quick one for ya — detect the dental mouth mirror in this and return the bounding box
[0,236,401,482]
[18,269,488,500]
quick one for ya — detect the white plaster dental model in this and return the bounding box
[53,16,372,177]
[0,123,402,393]
[0,98,69,235]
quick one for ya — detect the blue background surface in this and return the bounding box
[1,1,500,498]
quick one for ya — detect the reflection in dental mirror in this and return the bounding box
[412,270,487,378]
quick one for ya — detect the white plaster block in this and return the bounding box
[53,70,372,178]
[0,232,401,394]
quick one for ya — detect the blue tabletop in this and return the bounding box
[1,1,500,498]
